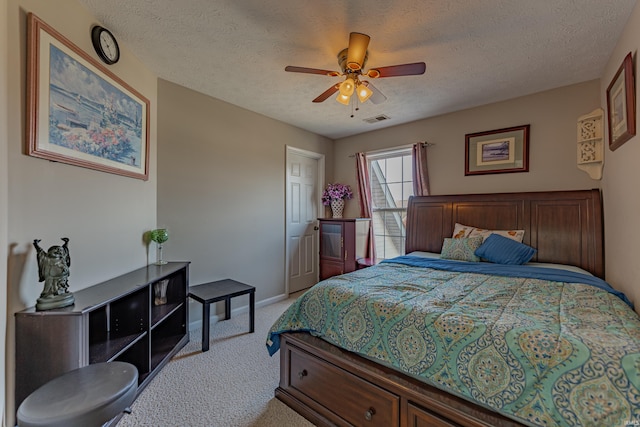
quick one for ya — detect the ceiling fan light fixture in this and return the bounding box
[285,31,424,106]
[356,82,373,103]
[339,78,355,96]
[336,92,351,105]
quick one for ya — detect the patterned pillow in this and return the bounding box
[475,233,536,265]
[468,227,525,243]
[440,237,484,262]
[452,223,475,239]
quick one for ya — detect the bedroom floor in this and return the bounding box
[116,296,313,426]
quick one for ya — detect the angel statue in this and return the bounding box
[33,237,75,311]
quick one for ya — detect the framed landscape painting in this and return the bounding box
[465,125,530,176]
[26,13,150,180]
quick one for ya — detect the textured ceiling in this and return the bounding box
[78,0,636,140]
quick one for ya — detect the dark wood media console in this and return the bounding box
[15,262,190,420]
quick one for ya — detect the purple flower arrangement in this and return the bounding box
[322,183,353,206]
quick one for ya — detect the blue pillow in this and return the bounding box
[475,233,536,265]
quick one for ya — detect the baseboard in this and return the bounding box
[188,293,289,332]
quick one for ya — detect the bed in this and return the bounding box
[267,189,640,427]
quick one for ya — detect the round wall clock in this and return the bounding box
[91,26,120,65]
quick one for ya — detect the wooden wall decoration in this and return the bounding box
[577,108,604,180]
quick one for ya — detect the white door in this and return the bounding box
[286,147,324,294]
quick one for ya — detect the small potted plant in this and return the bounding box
[149,228,169,265]
[322,183,353,218]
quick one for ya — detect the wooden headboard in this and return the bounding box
[405,189,604,278]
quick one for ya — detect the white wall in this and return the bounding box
[5,1,158,424]
[334,80,601,218]
[601,1,640,310]
[157,80,333,323]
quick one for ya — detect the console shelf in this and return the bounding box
[151,301,183,327]
[15,261,190,419]
[89,331,147,364]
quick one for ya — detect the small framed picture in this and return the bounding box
[606,52,636,151]
[465,125,530,175]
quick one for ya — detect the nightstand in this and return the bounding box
[318,218,371,280]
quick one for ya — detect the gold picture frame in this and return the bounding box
[606,52,636,151]
[26,13,150,180]
[465,125,530,175]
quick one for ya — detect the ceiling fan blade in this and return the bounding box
[362,81,387,104]
[367,62,426,78]
[285,66,340,76]
[346,32,370,71]
[312,84,340,103]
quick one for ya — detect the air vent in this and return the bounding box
[363,114,390,124]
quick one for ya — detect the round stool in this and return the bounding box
[17,361,138,427]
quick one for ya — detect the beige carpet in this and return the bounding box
[117,297,315,427]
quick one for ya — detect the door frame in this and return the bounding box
[285,146,325,295]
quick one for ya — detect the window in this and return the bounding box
[368,148,414,259]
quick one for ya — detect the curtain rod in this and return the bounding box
[348,141,435,158]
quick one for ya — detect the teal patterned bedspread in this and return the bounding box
[267,259,640,427]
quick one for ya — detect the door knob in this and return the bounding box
[313,226,319,231]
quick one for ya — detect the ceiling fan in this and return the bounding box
[285,32,426,106]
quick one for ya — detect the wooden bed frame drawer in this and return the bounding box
[407,402,461,427]
[288,343,400,426]
[276,332,523,427]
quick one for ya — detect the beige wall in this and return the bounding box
[5,1,158,424]
[2,0,10,423]
[334,80,601,218]
[156,79,333,324]
[7,0,159,300]
[601,1,640,310]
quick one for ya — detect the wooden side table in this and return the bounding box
[188,279,255,352]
